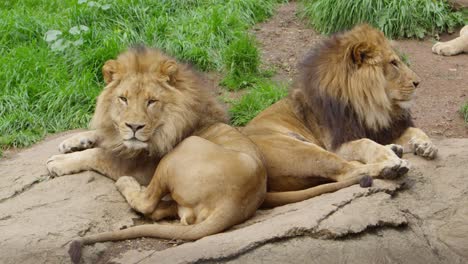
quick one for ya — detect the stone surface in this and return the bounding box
[1,134,468,264]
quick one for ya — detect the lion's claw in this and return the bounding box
[387,144,404,158]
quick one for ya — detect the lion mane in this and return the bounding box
[292,24,414,149]
[89,46,228,158]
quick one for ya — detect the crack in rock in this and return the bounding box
[0,175,48,203]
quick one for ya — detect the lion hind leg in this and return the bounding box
[335,139,410,180]
[116,175,166,215]
[150,201,178,221]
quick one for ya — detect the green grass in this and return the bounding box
[461,103,468,123]
[300,0,464,38]
[0,0,282,151]
[229,80,287,126]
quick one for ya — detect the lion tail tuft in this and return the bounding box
[359,175,373,188]
[68,239,83,264]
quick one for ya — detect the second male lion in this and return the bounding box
[46,47,266,263]
[242,24,437,208]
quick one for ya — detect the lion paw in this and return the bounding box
[116,176,142,197]
[116,176,153,214]
[59,133,96,154]
[410,138,438,160]
[432,41,464,56]
[47,153,85,177]
[386,144,403,158]
[380,159,410,179]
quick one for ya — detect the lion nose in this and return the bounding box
[125,123,145,133]
[413,81,420,88]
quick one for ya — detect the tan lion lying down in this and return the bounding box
[432,25,468,56]
[243,24,438,208]
[47,47,266,263]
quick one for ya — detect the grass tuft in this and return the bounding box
[229,80,287,126]
[221,33,261,90]
[461,103,468,123]
[300,0,464,38]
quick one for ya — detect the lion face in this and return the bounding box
[345,25,421,115]
[381,51,421,110]
[109,74,169,152]
[89,47,222,157]
[381,39,421,109]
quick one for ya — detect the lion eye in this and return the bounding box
[390,60,398,67]
[118,96,128,104]
[147,99,158,107]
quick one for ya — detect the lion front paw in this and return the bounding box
[380,159,410,179]
[46,153,86,177]
[386,144,404,158]
[432,41,464,56]
[58,133,96,154]
[410,138,438,160]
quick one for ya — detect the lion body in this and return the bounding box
[242,24,437,207]
[46,47,266,263]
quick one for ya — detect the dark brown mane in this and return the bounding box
[291,30,413,150]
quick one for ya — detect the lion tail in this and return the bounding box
[68,203,238,264]
[262,176,372,208]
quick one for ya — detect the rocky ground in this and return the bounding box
[1,133,468,264]
[1,2,467,264]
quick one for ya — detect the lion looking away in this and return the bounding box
[242,24,437,208]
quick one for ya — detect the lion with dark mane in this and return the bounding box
[46,47,266,263]
[243,24,437,208]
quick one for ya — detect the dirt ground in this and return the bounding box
[253,2,467,138]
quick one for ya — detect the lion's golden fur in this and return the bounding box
[90,47,228,157]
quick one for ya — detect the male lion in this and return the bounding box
[432,25,468,56]
[243,24,437,208]
[46,47,266,263]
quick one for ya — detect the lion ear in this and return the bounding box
[158,60,178,84]
[102,60,121,84]
[350,42,378,66]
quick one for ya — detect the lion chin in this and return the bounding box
[396,100,414,110]
[123,139,148,151]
